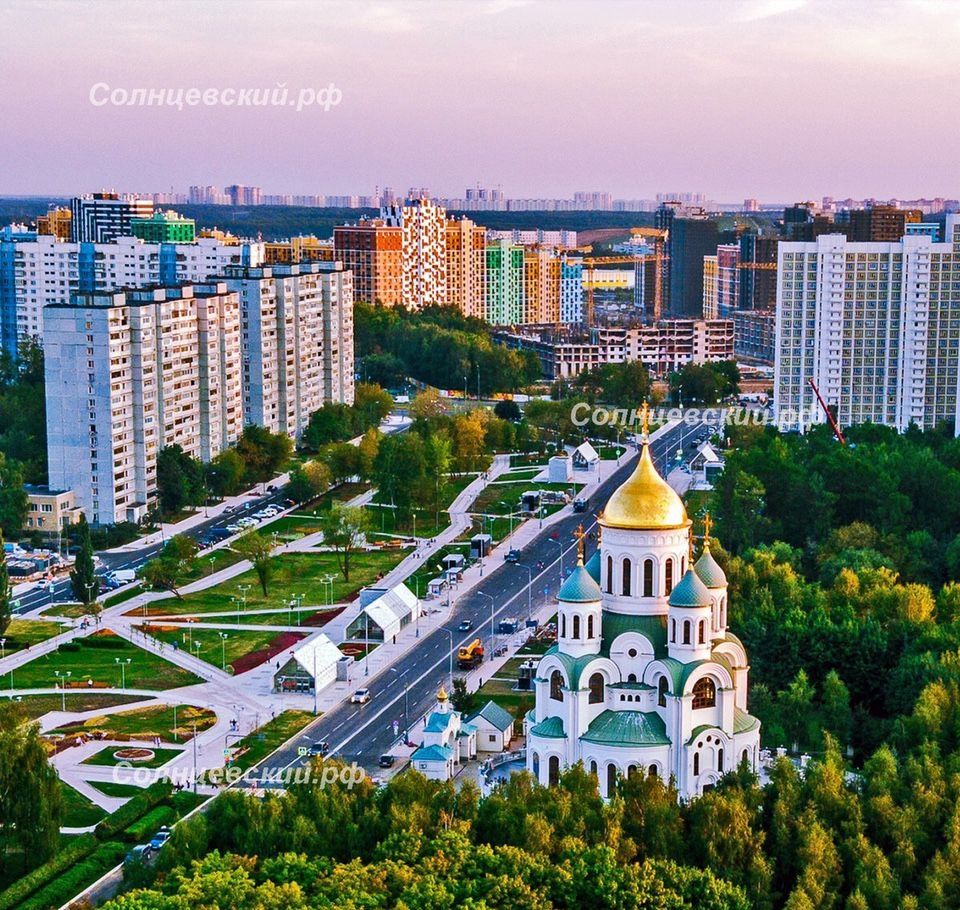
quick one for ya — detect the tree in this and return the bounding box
[287,461,331,504]
[321,442,362,487]
[207,449,246,499]
[353,382,393,431]
[318,505,370,583]
[137,534,199,599]
[715,465,767,554]
[70,513,98,605]
[0,701,63,867]
[156,445,204,515]
[780,669,816,752]
[233,531,276,595]
[235,426,293,483]
[494,399,522,422]
[357,428,381,481]
[450,677,476,713]
[0,532,10,636]
[820,670,853,748]
[302,403,352,450]
[0,451,28,538]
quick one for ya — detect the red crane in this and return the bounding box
[807,379,846,445]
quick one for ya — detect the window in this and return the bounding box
[560,614,566,637]
[606,555,613,593]
[606,763,617,797]
[621,558,631,596]
[548,755,560,786]
[588,672,604,704]
[741,749,749,766]
[648,764,658,778]
[698,620,705,644]
[665,558,674,594]
[670,618,676,642]
[683,621,691,645]
[692,677,716,709]
[658,676,669,707]
[550,670,564,701]
[572,615,581,639]
[717,748,724,772]
[643,559,654,597]
[693,752,700,776]
[587,614,594,639]
[590,760,598,778]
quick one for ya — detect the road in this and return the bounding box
[256,417,714,777]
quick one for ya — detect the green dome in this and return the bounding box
[559,564,602,603]
[669,568,712,608]
[694,546,727,588]
[584,549,601,584]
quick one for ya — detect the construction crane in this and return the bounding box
[580,252,667,325]
[737,261,777,271]
[808,378,846,444]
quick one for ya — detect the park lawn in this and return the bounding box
[154,605,343,629]
[0,693,148,721]
[472,678,535,721]
[471,480,579,516]
[88,780,150,798]
[103,585,143,608]
[367,473,477,538]
[7,633,203,691]
[52,703,216,741]
[0,618,67,653]
[298,482,371,514]
[225,709,315,772]
[143,549,409,617]
[59,782,107,827]
[266,514,325,540]
[402,542,474,601]
[40,602,90,619]
[493,657,528,681]
[137,625,305,673]
[82,745,185,769]
[178,547,246,583]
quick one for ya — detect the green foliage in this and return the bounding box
[571,359,653,406]
[16,841,126,910]
[0,532,9,637]
[93,781,173,841]
[317,505,370,582]
[669,360,740,404]
[0,452,28,539]
[234,425,294,483]
[156,445,205,516]
[137,534,199,600]
[0,834,97,910]
[0,339,46,490]
[232,531,276,595]
[69,513,97,605]
[121,806,177,843]
[300,383,393,451]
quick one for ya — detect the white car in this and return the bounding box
[351,688,371,705]
[236,517,258,528]
[225,524,243,534]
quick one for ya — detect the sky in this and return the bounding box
[1,0,958,202]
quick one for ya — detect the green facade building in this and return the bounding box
[131,210,196,243]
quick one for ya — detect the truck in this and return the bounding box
[457,638,485,669]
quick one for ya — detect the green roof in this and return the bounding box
[601,612,668,659]
[424,711,454,733]
[695,546,727,588]
[581,710,671,747]
[543,646,604,690]
[584,549,601,584]
[559,564,602,603]
[467,700,515,732]
[734,707,760,735]
[411,744,453,762]
[668,569,713,608]
[529,715,566,738]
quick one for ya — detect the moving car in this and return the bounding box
[309,740,330,756]
[378,754,396,768]
[125,844,152,864]
[148,827,171,850]
[351,688,371,704]
[505,548,521,563]
[457,620,473,632]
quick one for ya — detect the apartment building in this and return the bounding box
[391,198,448,310]
[774,214,960,434]
[702,244,740,319]
[264,236,335,264]
[333,217,402,307]
[484,240,525,324]
[70,192,154,243]
[0,232,262,352]
[43,283,243,525]
[36,207,72,240]
[221,262,354,437]
[445,216,486,319]
[733,309,776,364]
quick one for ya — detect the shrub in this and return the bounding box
[122,806,176,843]
[17,842,126,910]
[93,781,171,841]
[80,636,129,650]
[57,641,81,653]
[0,835,97,910]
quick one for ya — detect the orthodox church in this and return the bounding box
[525,424,760,799]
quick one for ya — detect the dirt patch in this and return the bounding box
[231,631,307,675]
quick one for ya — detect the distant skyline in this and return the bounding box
[2,0,959,200]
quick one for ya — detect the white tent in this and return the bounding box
[572,441,600,469]
[273,633,342,693]
[345,582,421,641]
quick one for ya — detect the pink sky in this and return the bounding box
[1,0,958,201]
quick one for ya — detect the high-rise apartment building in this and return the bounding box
[333,218,402,307]
[70,192,154,243]
[131,210,196,243]
[445,216,486,319]
[221,262,354,437]
[263,236,335,265]
[484,240,525,325]
[738,234,778,311]
[36,207,72,240]
[389,198,448,310]
[774,215,960,434]
[0,233,262,351]
[44,283,243,525]
[846,205,922,242]
[703,244,740,320]
[702,255,718,320]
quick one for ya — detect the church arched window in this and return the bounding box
[587,614,594,639]
[682,620,691,645]
[670,618,676,642]
[572,615,581,639]
[590,760,598,778]
[698,620,705,644]
[643,559,654,597]
[606,555,613,593]
[621,558,631,596]
[664,558,674,594]
[717,748,724,772]
[681,555,686,574]
[548,755,560,785]
[627,672,637,683]
[692,677,716,709]
[560,613,566,637]
[693,752,700,776]
[550,670,563,701]
[588,672,604,704]
[741,749,749,767]
[606,763,617,797]
[648,764,659,778]
[658,676,669,707]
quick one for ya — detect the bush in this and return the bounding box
[93,781,172,841]
[56,641,81,653]
[122,806,176,843]
[0,835,97,910]
[80,636,129,650]
[17,842,126,910]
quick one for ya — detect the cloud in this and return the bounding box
[736,0,808,22]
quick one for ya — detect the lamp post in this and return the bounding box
[440,627,455,689]
[552,537,565,585]
[219,632,228,671]
[390,667,410,745]
[193,640,202,663]
[0,638,6,660]
[53,670,71,711]
[115,657,131,690]
[476,591,495,661]
[515,563,534,622]
[173,702,178,742]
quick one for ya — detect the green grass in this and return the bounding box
[266,514,325,540]
[471,480,579,516]
[402,542,473,601]
[40,602,91,619]
[51,703,216,741]
[223,710,315,772]
[471,679,535,720]
[103,585,143,607]
[59,782,107,827]
[0,618,67,653]
[87,780,149,798]
[178,547,246,583]
[0,693,148,720]
[82,745,185,769]
[297,481,371,513]
[163,605,342,628]
[137,625,301,672]
[366,474,476,538]
[142,549,409,617]
[5,634,203,691]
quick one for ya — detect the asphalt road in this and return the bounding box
[12,489,289,615]
[256,416,714,778]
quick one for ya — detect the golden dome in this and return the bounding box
[600,442,689,531]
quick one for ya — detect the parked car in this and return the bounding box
[225,524,243,534]
[378,754,396,768]
[309,740,330,757]
[505,548,521,563]
[148,827,171,850]
[457,620,473,632]
[236,517,258,528]
[351,688,371,704]
[125,844,152,864]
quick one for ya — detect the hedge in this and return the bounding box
[121,805,176,843]
[0,835,97,910]
[79,637,129,650]
[17,842,126,910]
[93,781,172,841]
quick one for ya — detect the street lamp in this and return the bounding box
[440,627,455,689]
[551,537,565,585]
[390,667,411,745]
[515,563,534,622]
[53,670,71,711]
[0,638,6,660]
[115,657,131,690]
[219,632,229,671]
[476,591,496,661]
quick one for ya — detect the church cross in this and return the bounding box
[573,523,586,562]
[640,400,650,440]
[703,512,713,545]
